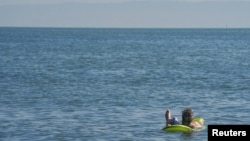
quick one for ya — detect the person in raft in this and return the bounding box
[165,108,204,129]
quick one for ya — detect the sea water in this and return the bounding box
[0,28,249,141]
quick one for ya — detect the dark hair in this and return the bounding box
[182,108,194,126]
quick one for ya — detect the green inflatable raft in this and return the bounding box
[162,117,205,134]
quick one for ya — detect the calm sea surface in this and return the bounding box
[0,28,249,141]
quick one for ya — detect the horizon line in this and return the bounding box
[1,26,250,29]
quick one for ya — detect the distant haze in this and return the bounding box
[0,0,249,28]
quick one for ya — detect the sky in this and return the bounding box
[0,0,250,28]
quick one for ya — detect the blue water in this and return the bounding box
[0,28,249,141]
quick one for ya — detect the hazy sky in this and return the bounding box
[0,0,250,28]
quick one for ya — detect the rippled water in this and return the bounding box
[0,28,249,141]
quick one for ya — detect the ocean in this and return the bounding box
[0,27,249,141]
